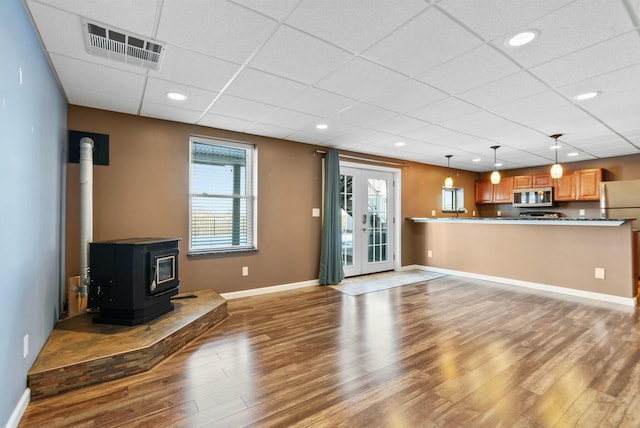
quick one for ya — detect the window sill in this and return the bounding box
[187,248,258,257]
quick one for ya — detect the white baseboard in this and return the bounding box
[6,388,30,428]
[220,279,319,300]
[413,265,637,307]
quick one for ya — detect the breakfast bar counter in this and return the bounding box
[407,217,638,305]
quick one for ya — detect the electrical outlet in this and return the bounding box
[242,266,249,276]
[497,210,501,217]
[595,268,605,279]
[431,210,436,216]
[472,210,476,217]
[312,208,320,217]
[579,209,585,216]
[23,334,29,359]
[428,250,433,258]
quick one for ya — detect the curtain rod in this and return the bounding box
[315,150,408,167]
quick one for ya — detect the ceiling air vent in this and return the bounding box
[82,19,165,71]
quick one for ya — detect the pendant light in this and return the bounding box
[549,133,564,179]
[444,155,453,188]
[490,145,501,184]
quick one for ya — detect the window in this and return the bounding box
[189,137,257,254]
[442,187,464,213]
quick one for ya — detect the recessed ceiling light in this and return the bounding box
[166,91,187,101]
[472,158,481,162]
[494,163,503,167]
[550,144,561,150]
[506,30,538,47]
[567,152,579,157]
[394,141,406,147]
[574,91,600,101]
[316,123,328,130]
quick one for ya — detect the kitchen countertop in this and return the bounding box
[407,217,631,226]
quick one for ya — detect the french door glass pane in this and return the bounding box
[367,178,388,263]
[340,175,354,267]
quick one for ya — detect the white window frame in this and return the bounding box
[188,136,258,255]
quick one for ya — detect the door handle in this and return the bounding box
[362,213,367,224]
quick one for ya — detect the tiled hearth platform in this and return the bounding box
[28,289,228,400]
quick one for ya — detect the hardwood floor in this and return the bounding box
[19,275,640,427]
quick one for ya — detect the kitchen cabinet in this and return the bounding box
[475,177,513,204]
[493,177,514,203]
[475,180,493,204]
[553,168,602,201]
[532,174,552,187]
[513,175,532,189]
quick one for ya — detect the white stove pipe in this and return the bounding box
[79,137,94,298]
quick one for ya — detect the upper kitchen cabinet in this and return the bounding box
[513,175,532,189]
[475,177,514,204]
[532,174,552,187]
[553,168,603,201]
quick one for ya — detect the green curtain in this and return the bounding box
[319,149,344,285]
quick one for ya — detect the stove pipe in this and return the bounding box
[79,137,94,298]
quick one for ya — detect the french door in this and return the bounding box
[340,166,395,277]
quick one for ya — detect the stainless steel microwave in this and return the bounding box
[512,187,553,207]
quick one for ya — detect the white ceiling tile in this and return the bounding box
[149,46,241,92]
[286,131,331,145]
[530,31,640,88]
[31,0,161,36]
[417,45,521,95]
[156,0,278,63]
[226,68,308,105]
[260,108,320,130]
[245,123,295,139]
[368,115,427,135]
[514,104,609,136]
[140,101,202,123]
[365,79,448,114]
[364,8,482,76]
[326,129,391,147]
[65,86,140,114]
[249,26,353,85]
[297,121,359,139]
[281,87,356,118]
[408,97,479,123]
[437,0,573,41]
[441,111,516,135]
[316,57,407,101]
[285,0,428,53]
[230,0,299,20]
[333,103,397,127]
[208,95,277,122]
[198,113,255,132]
[144,77,217,111]
[50,54,146,100]
[489,90,574,120]
[400,124,457,142]
[580,88,640,131]
[458,72,549,108]
[494,0,636,68]
[558,63,640,101]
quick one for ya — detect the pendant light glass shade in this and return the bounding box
[444,155,453,188]
[549,134,564,179]
[490,146,501,184]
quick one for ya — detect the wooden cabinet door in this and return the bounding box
[513,175,532,189]
[475,181,493,204]
[576,168,602,200]
[532,174,552,187]
[492,177,514,203]
[554,173,575,201]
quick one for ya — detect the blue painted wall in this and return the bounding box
[0,0,67,425]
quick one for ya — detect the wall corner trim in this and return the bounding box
[6,388,30,428]
[220,279,320,300]
[412,265,637,307]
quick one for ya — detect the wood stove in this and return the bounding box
[88,238,180,325]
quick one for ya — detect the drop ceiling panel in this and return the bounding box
[140,101,203,123]
[364,8,482,76]
[207,95,277,122]
[285,0,429,53]
[50,54,146,100]
[259,108,321,130]
[365,79,448,114]
[144,77,218,111]
[333,103,397,127]
[315,57,407,101]
[156,0,278,63]
[458,72,549,109]
[248,26,353,85]
[400,124,458,142]
[417,45,521,94]
[489,91,577,121]
[198,114,255,133]
[368,115,428,135]
[281,88,356,118]
[558,63,640,101]
[148,46,241,92]
[493,0,636,68]
[326,129,391,148]
[529,31,640,88]
[225,68,308,105]
[408,97,480,123]
[286,131,333,145]
[244,123,295,140]
[437,0,574,42]
[65,86,140,115]
[230,0,299,21]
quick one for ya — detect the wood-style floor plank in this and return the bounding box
[19,275,640,427]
